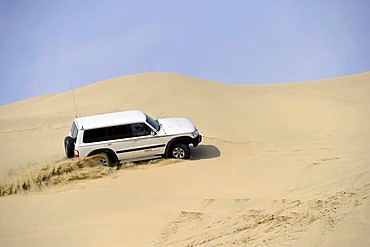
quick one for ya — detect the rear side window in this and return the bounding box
[112,125,132,139]
[83,125,132,143]
[83,127,113,143]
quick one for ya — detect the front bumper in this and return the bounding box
[192,135,202,147]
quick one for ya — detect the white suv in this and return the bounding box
[64,110,202,166]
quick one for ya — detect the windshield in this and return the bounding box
[145,114,160,131]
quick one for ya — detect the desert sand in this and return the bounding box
[0,72,369,246]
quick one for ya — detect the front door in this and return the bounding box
[130,123,164,159]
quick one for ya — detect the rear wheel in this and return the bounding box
[92,153,111,167]
[170,143,191,159]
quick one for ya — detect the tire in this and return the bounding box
[92,153,111,167]
[170,143,191,159]
[64,136,75,158]
[87,150,118,167]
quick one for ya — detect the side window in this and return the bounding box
[130,123,151,137]
[112,125,132,139]
[83,125,133,143]
[71,122,78,140]
[83,127,113,143]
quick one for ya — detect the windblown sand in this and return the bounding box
[0,72,369,246]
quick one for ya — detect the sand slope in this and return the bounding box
[0,72,369,246]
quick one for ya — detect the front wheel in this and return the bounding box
[170,143,191,159]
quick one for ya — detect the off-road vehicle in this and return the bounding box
[64,110,202,166]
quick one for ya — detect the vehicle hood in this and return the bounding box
[158,118,196,135]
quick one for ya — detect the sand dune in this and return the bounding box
[0,72,369,246]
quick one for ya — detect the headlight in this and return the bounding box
[191,130,199,138]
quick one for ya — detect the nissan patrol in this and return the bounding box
[64,110,202,166]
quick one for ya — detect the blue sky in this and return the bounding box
[1,0,369,105]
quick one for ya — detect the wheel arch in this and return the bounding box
[165,136,193,158]
[87,148,118,165]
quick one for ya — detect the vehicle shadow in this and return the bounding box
[190,144,221,160]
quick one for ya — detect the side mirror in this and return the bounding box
[151,131,156,136]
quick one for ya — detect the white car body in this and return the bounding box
[64,110,202,165]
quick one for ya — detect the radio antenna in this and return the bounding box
[69,80,80,118]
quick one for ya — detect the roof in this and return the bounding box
[74,110,147,130]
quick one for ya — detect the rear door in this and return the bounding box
[130,123,164,159]
[110,125,134,161]
[82,125,133,161]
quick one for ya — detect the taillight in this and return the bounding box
[74,150,80,158]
